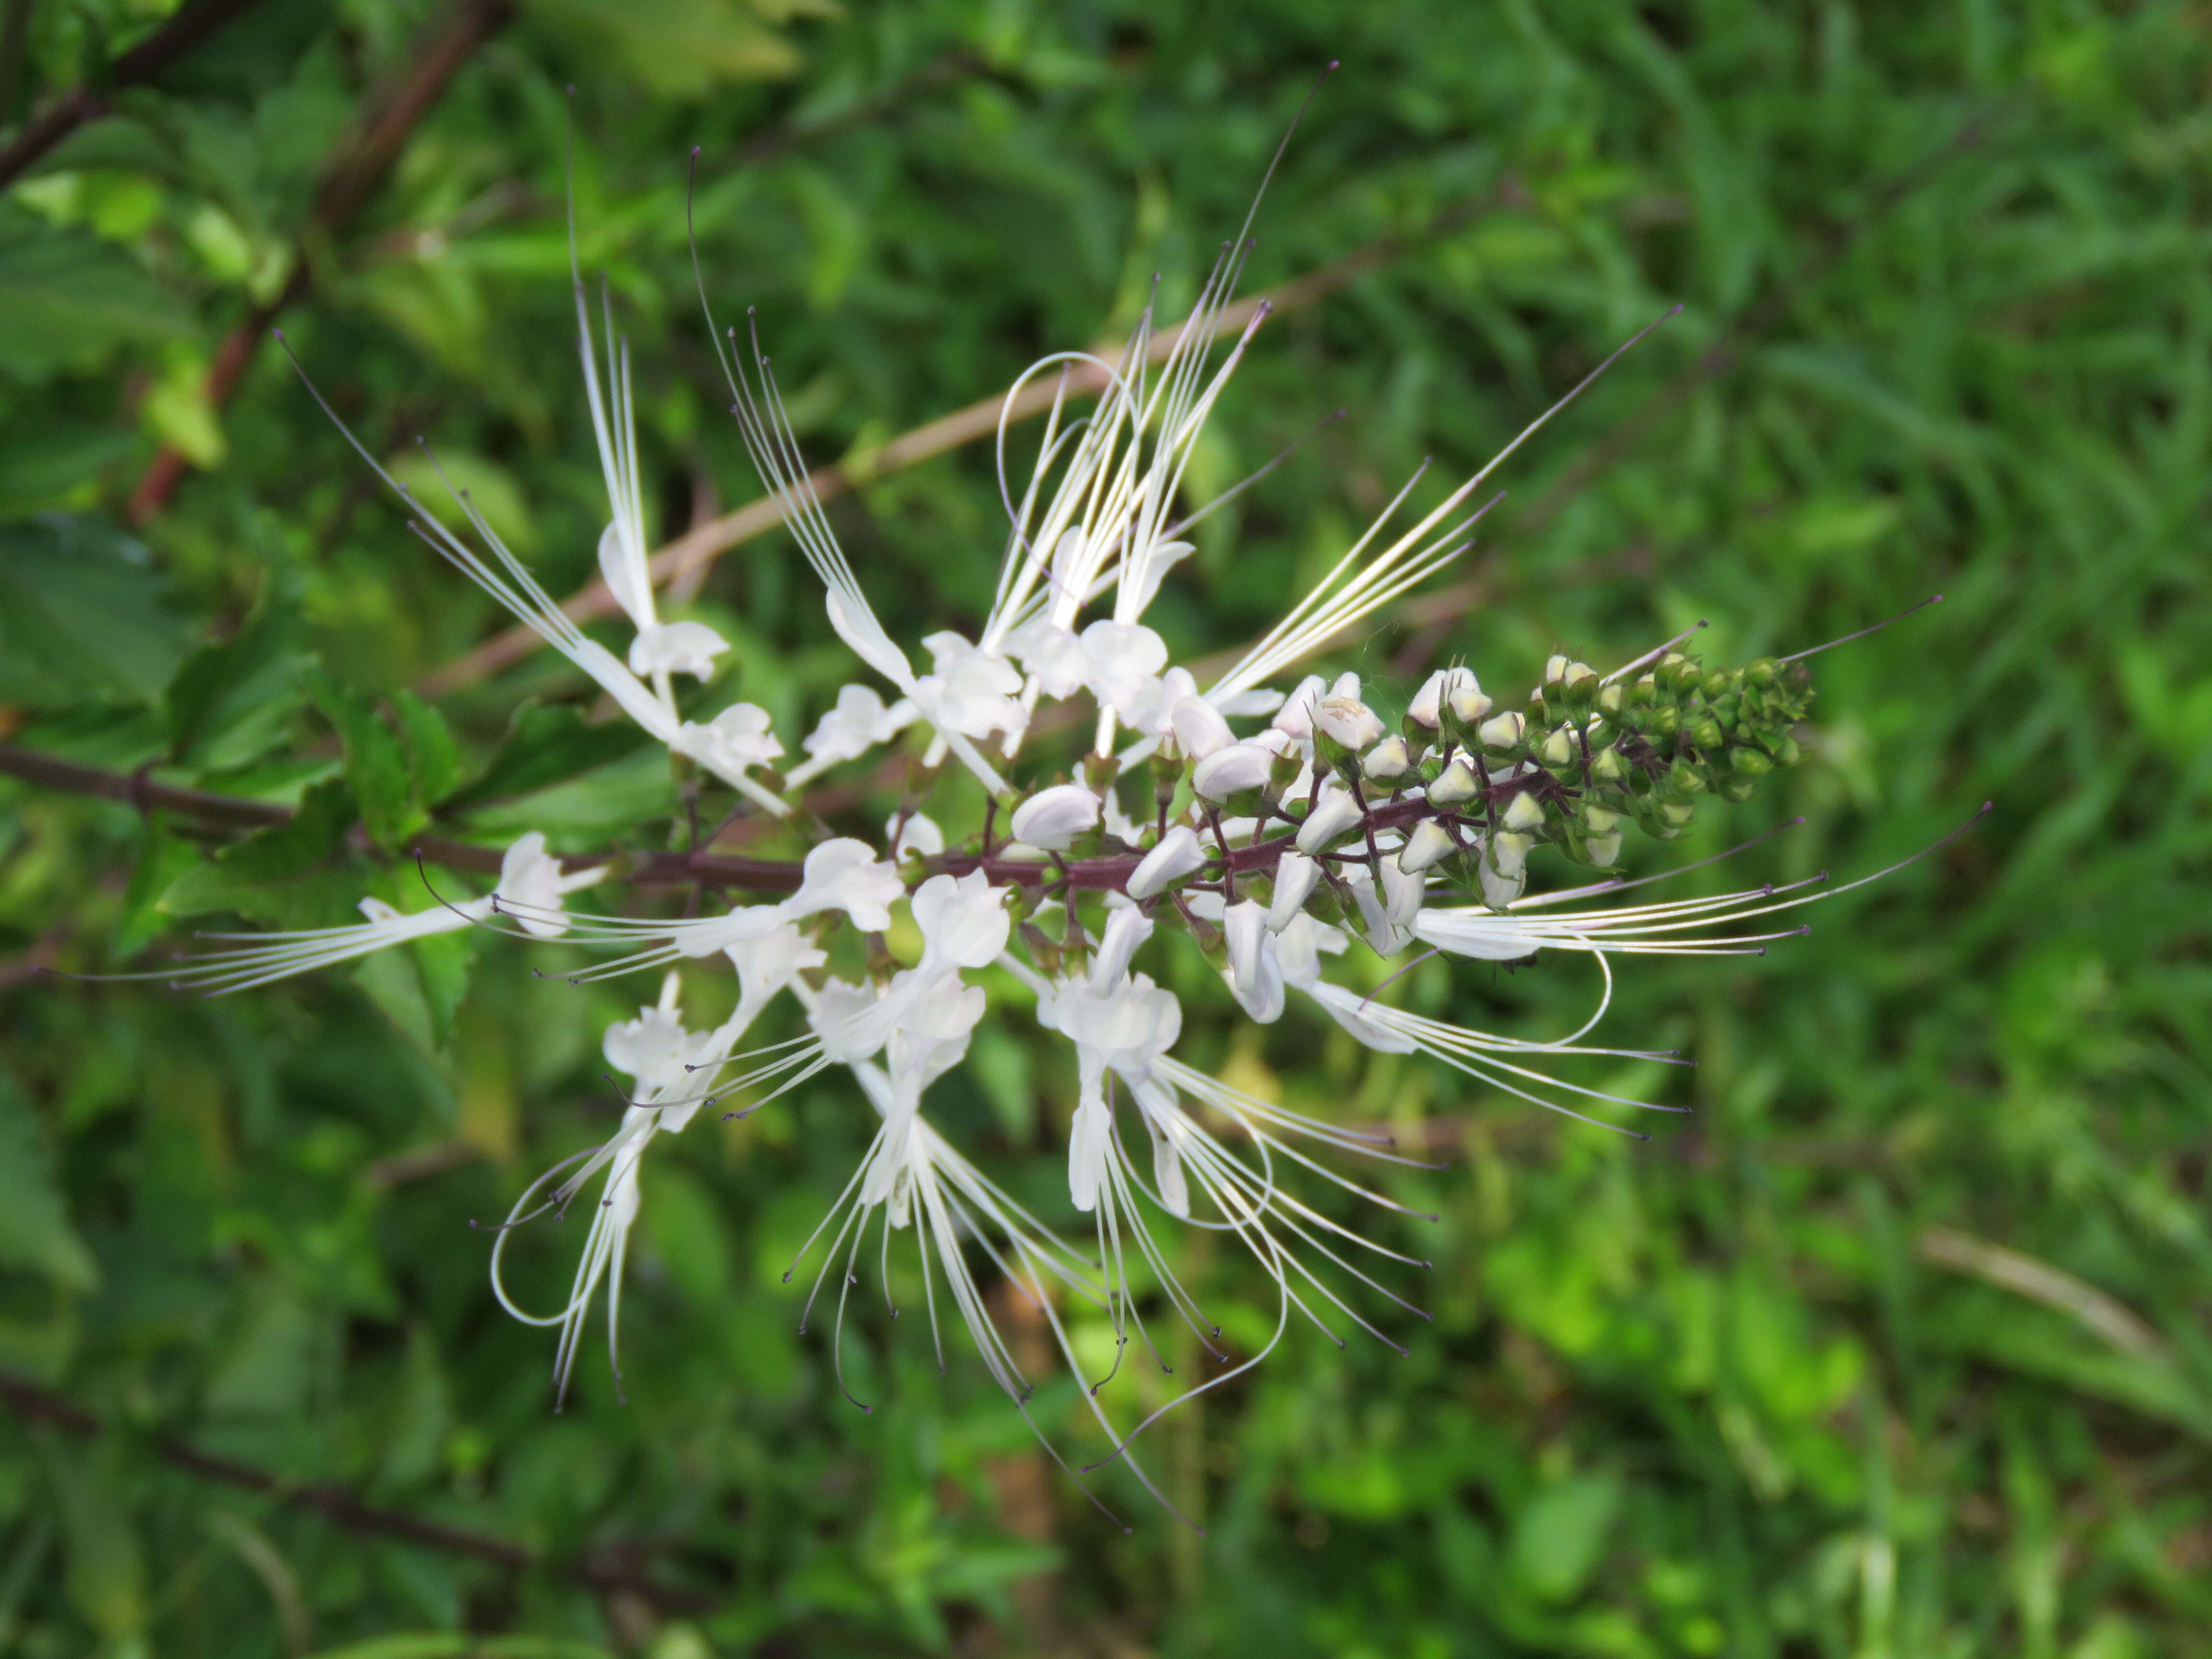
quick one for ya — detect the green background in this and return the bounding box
[2,0,2209,1654]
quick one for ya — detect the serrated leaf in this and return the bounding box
[393,690,463,808]
[165,597,312,771]
[158,778,357,923]
[0,1070,98,1293]
[0,514,190,707]
[443,699,650,812]
[306,666,422,848]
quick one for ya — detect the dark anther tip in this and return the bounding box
[271,327,285,340]
[691,145,701,156]
[468,1218,479,1229]
[781,1271,792,1283]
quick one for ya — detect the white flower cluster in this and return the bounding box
[202,185,1897,1515]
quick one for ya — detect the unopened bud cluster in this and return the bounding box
[1034,649,1819,928]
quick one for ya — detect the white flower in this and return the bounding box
[913,632,1023,740]
[1089,903,1154,991]
[1169,694,1234,760]
[1381,855,1426,931]
[1265,849,1320,932]
[790,684,920,781]
[727,923,826,1024]
[1406,669,1449,730]
[1126,825,1206,899]
[1481,831,1532,908]
[1222,899,1285,1022]
[885,810,943,859]
[493,831,611,938]
[676,702,784,777]
[1080,620,1169,723]
[787,839,904,932]
[1038,971,1181,1213]
[1316,696,1384,751]
[627,620,730,681]
[1191,740,1274,802]
[1271,674,1326,742]
[1295,788,1363,855]
[1010,783,1101,851]
[911,869,1011,970]
[1005,617,1092,700]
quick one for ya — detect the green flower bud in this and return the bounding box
[1591,745,1626,785]
[1501,790,1545,833]
[1538,728,1576,769]
[1428,755,1480,807]
[1731,745,1774,778]
[1586,830,1623,868]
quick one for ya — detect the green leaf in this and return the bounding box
[165,597,313,771]
[0,514,190,707]
[412,926,475,1050]
[158,778,356,923]
[111,820,203,959]
[306,667,421,848]
[443,699,651,812]
[393,689,464,808]
[36,1434,144,1643]
[0,423,138,512]
[0,1071,98,1292]
[0,205,188,383]
[1508,1473,1622,1603]
[303,1635,613,1659]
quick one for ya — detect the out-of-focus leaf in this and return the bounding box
[1507,1472,1622,1603]
[525,0,812,95]
[0,424,138,511]
[307,667,421,848]
[111,819,202,958]
[302,1635,614,1659]
[0,207,187,382]
[166,598,313,771]
[0,515,190,706]
[442,699,651,811]
[393,690,463,808]
[0,1071,97,1292]
[158,777,356,922]
[36,1433,143,1643]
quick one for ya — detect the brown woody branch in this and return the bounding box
[126,0,517,526]
[0,0,266,188]
[0,1368,711,1609]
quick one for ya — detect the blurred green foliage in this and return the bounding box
[2,0,2210,1655]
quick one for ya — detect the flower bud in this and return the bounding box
[1590,745,1626,786]
[1295,789,1364,855]
[1397,818,1456,874]
[1481,831,1531,907]
[1192,741,1276,803]
[1126,825,1207,899]
[1581,805,1620,835]
[1272,674,1326,741]
[1477,711,1525,753]
[1088,904,1154,991]
[1538,728,1576,769]
[1169,694,1234,760]
[1406,669,1449,730]
[1586,830,1623,868]
[1445,668,1491,726]
[1731,745,1774,778]
[1659,800,1694,828]
[1427,755,1479,807]
[1315,697,1385,753]
[1265,850,1321,932]
[1362,734,1412,781]
[1543,653,1570,687]
[1381,857,1426,929]
[1009,783,1100,852]
[1501,791,1545,833]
